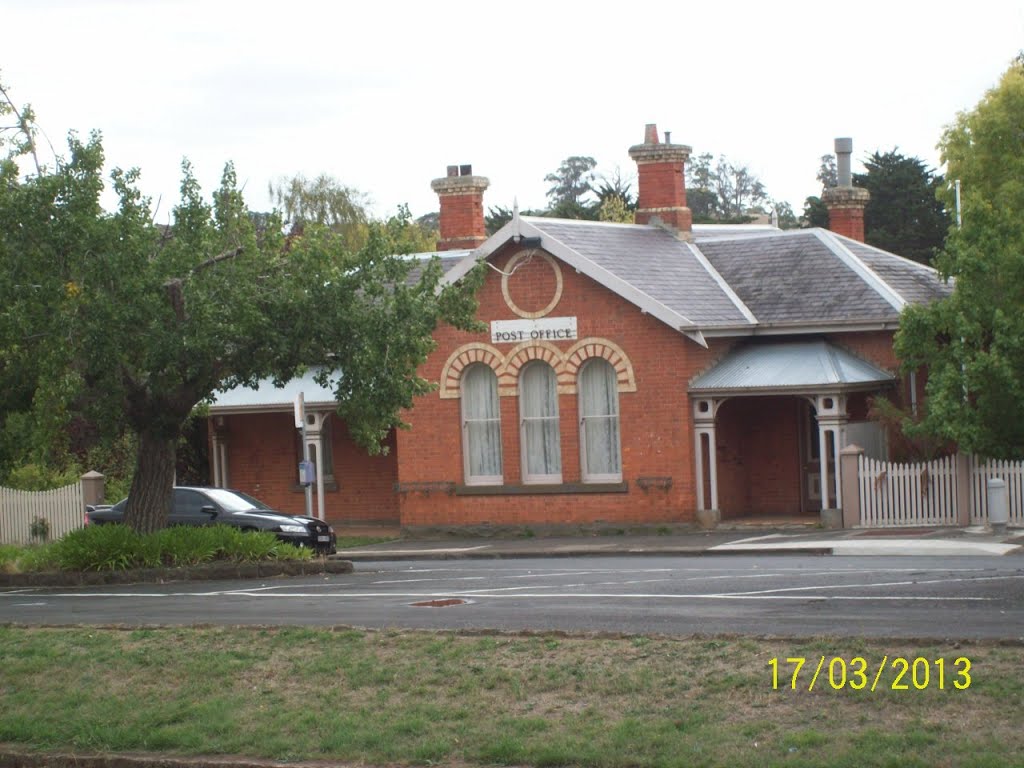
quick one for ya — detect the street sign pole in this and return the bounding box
[295,393,313,519]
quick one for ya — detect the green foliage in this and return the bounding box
[31,524,313,572]
[894,58,1024,459]
[28,516,49,542]
[597,195,633,223]
[854,150,950,264]
[267,172,369,252]
[56,525,142,571]
[802,195,830,228]
[544,156,597,211]
[0,542,59,574]
[686,153,769,222]
[0,82,481,532]
[3,463,80,491]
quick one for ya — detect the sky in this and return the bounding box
[3,0,1022,224]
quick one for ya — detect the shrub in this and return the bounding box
[55,525,142,571]
[16,543,60,573]
[29,516,50,542]
[151,526,223,566]
[8,524,314,572]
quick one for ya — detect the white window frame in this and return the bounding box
[519,361,562,484]
[578,359,622,483]
[461,364,503,485]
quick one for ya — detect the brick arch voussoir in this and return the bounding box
[439,343,506,399]
[565,337,637,393]
[504,341,569,392]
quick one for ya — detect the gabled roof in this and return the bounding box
[689,340,895,394]
[441,216,952,347]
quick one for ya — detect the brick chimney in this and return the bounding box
[821,138,870,242]
[430,165,489,251]
[628,123,692,237]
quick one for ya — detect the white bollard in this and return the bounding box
[986,478,1009,534]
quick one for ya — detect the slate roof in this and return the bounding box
[533,219,751,326]
[441,216,952,344]
[689,340,895,393]
[696,229,901,325]
[841,238,953,305]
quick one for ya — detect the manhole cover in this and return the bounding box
[409,598,468,607]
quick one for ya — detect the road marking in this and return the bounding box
[11,589,997,602]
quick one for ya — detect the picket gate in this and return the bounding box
[858,454,959,527]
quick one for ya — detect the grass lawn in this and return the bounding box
[1,627,1021,767]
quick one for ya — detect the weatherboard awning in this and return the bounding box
[688,340,895,395]
[208,368,338,414]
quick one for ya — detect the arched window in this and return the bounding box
[461,364,502,484]
[519,362,562,483]
[579,359,621,482]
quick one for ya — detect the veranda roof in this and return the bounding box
[689,340,895,395]
[208,368,337,414]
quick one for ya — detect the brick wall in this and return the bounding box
[716,396,803,516]
[214,411,398,524]
[396,246,724,527]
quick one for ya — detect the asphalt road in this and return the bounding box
[2,554,1023,639]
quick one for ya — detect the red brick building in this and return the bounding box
[208,128,949,531]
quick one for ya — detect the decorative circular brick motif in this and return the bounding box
[501,250,563,319]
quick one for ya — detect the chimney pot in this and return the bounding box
[664,131,672,143]
[446,165,459,178]
[644,123,659,144]
[834,137,853,187]
[460,164,472,176]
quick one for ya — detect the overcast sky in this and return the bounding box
[3,0,1022,224]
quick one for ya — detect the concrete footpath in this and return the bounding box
[336,524,1024,560]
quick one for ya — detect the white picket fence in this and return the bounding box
[858,454,960,527]
[970,457,1024,526]
[857,453,1024,528]
[0,482,87,544]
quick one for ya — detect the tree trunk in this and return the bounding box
[123,430,177,534]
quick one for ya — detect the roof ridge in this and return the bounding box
[839,235,946,276]
[686,242,758,325]
[821,341,842,384]
[520,216,648,230]
[813,229,906,312]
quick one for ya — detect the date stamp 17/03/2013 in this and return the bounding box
[768,656,972,692]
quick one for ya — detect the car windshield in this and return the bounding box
[201,489,274,512]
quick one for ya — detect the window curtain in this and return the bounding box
[462,365,502,479]
[580,360,621,478]
[521,363,561,479]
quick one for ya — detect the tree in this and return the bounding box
[684,153,769,222]
[854,150,950,264]
[802,153,838,228]
[771,201,800,230]
[268,173,370,252]
[0,91,482,533]
[544,156,597,218]
[486,205,514,234]
[894,57,1024,459]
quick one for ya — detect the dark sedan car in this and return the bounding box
[87,487,337,554]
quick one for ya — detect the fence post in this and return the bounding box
[840,444,863,529]
[955,454,971,527]
[80,470,105,509]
